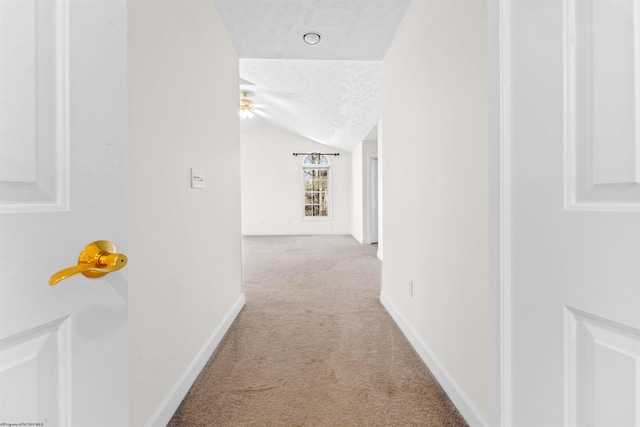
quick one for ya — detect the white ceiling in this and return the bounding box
[213,0,411,151]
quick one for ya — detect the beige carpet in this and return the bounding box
[168,235,467,426]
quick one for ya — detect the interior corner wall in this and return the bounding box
[351,142,364,243]
[128,2,243,425]
[381,0,489,423]
[241,126,351,235]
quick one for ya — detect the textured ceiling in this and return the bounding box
[213,0,411,151]
[214,0,411,61]
[240,59,382,151]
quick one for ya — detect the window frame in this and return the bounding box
[300,155,333,221]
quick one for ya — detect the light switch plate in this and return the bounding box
[191,168,205,189]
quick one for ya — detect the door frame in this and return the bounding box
[489,0,510,425]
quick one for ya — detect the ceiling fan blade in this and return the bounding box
[254,109,272,119]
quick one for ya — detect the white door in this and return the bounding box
[507,0,640,425]
[370,156,379,244]
[0,0,128,425]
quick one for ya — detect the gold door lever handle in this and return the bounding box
[49,240,128,286]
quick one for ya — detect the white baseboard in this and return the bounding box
[144,293,246,427]
[380,292,488,427]
[351,233,364,244]
[377,250,383,261]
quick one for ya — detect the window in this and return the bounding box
[302,154,331,219]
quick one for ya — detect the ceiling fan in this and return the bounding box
[239,91,271,120]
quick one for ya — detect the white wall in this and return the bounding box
[128,2,243,425]
[380,0,489,425]
[241,126,351,235]
[351,140,378,244]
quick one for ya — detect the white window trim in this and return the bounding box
[301,159,333,221]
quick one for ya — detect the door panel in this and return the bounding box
[0,0,128,425]
[509,0,640,425]
[566,308,640,427]
[0,0,67,210]
[566,0,640,210]
[0,318,69,425]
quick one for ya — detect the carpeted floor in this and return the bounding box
[168,235,467,426]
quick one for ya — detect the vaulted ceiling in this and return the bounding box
[213,0,411,151]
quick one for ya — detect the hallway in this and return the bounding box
[168,236,466,426]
